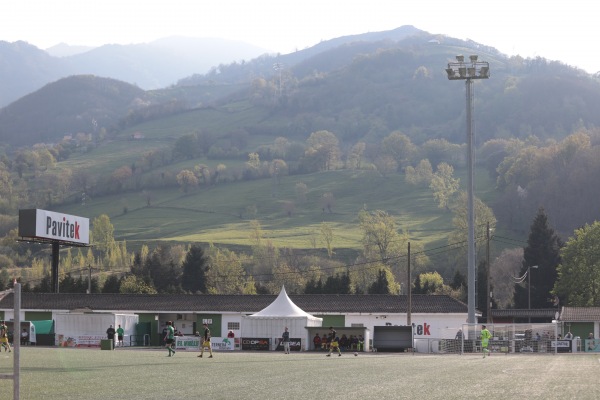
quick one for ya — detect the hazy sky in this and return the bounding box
[3,0,599,73]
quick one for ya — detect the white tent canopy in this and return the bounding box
[250,286,316,317]
[242,286,322,350]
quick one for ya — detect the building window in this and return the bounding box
[228,322,240,330]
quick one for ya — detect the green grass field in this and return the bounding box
[1,348,598,399]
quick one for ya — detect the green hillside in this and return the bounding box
[56,100,272,176]
[55,167,498,257]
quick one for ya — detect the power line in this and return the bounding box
[17,226,528,288]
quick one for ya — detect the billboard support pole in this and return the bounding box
[52,242,59,293]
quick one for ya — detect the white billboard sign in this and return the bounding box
[19,209,89,245]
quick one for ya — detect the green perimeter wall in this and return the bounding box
[0,311,53,323]
[196,314,222,337]
[25,311,52,321]
[317,315,345,328]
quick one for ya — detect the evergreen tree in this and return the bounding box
[368,269,390,294]
[145,248,175,293]
[323,272,351,294]
[34,275,52,293]
[59,274,78,293]
[514,207,562,309]
[181,244,208,293]
[131,252,151,282]
[555,221,600,306]
[476,260,491,319]
[102,275,121,293]
[0,269,7,291]
[412,274,423,294]
[304,278,323,294]
[450,269,466,290]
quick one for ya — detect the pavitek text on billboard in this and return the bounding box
[19,209,89,245]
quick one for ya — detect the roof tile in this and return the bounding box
[0,293,468,314]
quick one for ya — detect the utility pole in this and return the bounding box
[273,63,283,98]
[407,242,411,326]
[87,264,92,294]
[486,222,491,323]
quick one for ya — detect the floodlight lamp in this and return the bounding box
[479,66,489,78]
[458,67,467,77]
[469,55,478,62]
[468,67,476,77]
[446,68,456,79]
[456,55,464,63]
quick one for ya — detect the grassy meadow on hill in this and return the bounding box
[51,94,504,259]
[42,59,518,269]
[56,165,502,262]
[56,100,273,177]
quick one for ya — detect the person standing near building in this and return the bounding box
[198,323,213,358]
[481,324,492,358]
[164,321,176,356]
[564,331,573,340]
[0,321,11,353]
[281,327,290,354]
[116,324,124,347]
[106,324,116,348]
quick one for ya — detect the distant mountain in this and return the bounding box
[65,37,269,89]
[0,37,269,107]
[0,28,423,108]
[178,26,427,86]
[0,75,146,146]
[3,26,600,149]
[45,43,95,57]
[0,41,68,108]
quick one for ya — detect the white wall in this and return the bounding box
[221,314,242,338]
[115,314,138,342]
[241,316,322,350]
[55,313,139,347]
[344,313,466,340]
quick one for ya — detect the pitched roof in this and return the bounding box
[559,307,600,321]
[491,309,558,319]
[0,293,467,314]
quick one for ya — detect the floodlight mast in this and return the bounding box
[273,62,284,98]
[446,55,490,324]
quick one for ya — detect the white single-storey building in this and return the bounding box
[0,290,470,350]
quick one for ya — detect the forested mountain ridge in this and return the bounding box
[0,76,146,146]
[0,37,268,108]
[2,27,600,150]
